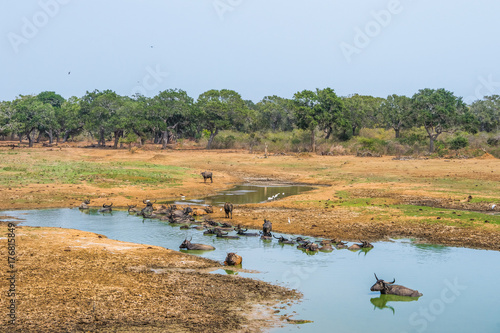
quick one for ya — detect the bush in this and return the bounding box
[448,135,468,150]
[356,137,387,153]
[398,127,428,146]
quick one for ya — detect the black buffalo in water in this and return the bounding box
[262,219,272,235]
[273,235,296,245]
[235,226,259,236]
[98,203,113,213]
[79,199,90,210]
[127,205,140,213]
[201,171,213,183]
[215,229,240,239]
[261,219,273,239]
[370,273,423,297]
[179,238,215,251]
[349,240,374,250]
[224,202,233,219]
[140,199,156,216]
[297,241,319,251]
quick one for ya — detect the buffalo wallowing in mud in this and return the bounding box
[98,203,113,213]
[179,238,215,251]
[224,252,242,266]
[370,273,423,297]
[79,199,90,210]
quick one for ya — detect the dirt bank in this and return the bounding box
[0,223,300,332]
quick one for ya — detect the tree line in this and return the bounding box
[0,88,499,153]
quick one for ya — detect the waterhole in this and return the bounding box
[2,184,499,332]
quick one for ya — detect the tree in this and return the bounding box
[0,101,15,139]
[80,90,123,147]
[59,97,83,142]
[315,88,346,140]
[411,88,467,153]
[256,96,295,132]
[470,95,500,132]
[197,89,249,149]
[379,94,412,138]
[152,89,194,149]
[342,94,384,137]
[11,95,55,147]
[37,91,66,143]
[293,90,320,152]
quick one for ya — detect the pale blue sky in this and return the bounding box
[1,0,499,103]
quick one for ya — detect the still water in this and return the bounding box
[166,183,316,206]
[3,185,500,333]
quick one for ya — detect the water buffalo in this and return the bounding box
[215,229,240,239]
[224,252,242,266]
[319,243,334,251]
[204,205,214,213]
[79,199,90,210]
[293,237,308,244]
[235,226,259,236]
[154,204,171,215]
[179,238,215,251]
[297,241,319,251]
[183,206,193,215]
[262,219,272,236]
[203,228,217,235]
[201,171,213,183]
[335,240,348,249]
[348,240,374,250]
[273,235,296,245]
[370,273,423,297]
[127,205,140,213]
[204,218,219,227]
[98,203,113,213]
[140,199,156,216]
[224,202,233,219]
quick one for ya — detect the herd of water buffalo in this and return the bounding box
[78,198,422,298]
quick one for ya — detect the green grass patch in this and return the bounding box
[397,205,500,227]
[0,159,189,188]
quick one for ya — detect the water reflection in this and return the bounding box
[164,184,315,206]
[370,294,420,314]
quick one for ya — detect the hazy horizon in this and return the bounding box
[2,0,500,103]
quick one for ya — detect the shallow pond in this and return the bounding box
[164,183,316,206]
[3,207,500,333]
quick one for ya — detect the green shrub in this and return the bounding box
[448,135,468,150]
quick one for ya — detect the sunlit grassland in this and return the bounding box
[0,153,191,188]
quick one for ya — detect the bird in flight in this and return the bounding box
[68,71,71,75]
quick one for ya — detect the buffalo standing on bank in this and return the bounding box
[201,171,213,183]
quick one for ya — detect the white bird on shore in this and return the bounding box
[288,217,291,224]
[492,204,497,210]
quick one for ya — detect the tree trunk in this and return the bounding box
[99,128,105,147]
[311,128,316,153]
[207,129,218,149]
[46,129,54,144]
[63,131,71,143]
[113,130,122,149]
[429,136,435,153]
[394,128,400,139]
[352,125,357,137]
[27,130,34,147]
[162,130,168,149]
[325,126,332,140]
